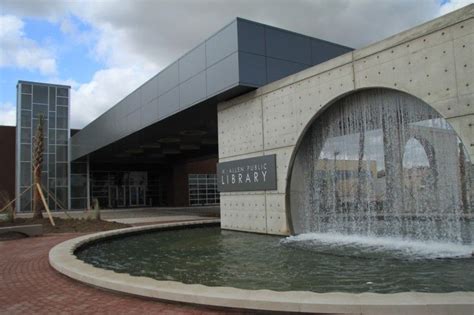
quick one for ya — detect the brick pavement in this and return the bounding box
[0,233,252,315]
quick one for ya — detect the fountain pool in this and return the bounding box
[75,224,474,294]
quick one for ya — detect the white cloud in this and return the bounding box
[2,0,473,129]
[439,0,474,15]
[70,66,157,128]
[0,102,16,126]
[0,15,57,75]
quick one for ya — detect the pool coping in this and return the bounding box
[49,220,474,314]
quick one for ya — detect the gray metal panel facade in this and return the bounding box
[236,18,353,87]
[179,43,206,82]
[206,52,239,96]
[180,71,206,109]
[266,58,308,83]
[265,27,312,65]
[71,17,352,160]
[159,86,180,118]
[205,21,238,66]
[238,52,267,86]
[158,61,179,95]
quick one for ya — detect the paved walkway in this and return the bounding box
[0,232,250,315]
[13,206,220,226]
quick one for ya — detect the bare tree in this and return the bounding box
[32,114,44,219]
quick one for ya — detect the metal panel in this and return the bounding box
[179,71,206,109]
[158,86,180,118]
[206,52,239,97]
[266,58,308,83]
[70,18,354,160]
[265,27,312,65]
[237,19,265,55]
[141,98,159,127]
[238,52,267,86]
[125,90,142,116]
[179,43,206,83]
[311,39,352,65]
[206,20,238,67]
[125,109,140,134]
[217,155,277,192]
[158,61,179,95]
[141,75,159,105]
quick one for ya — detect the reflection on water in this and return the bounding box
[76,227,474,293]
[290,89,473,243]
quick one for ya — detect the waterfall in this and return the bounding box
[290,89,473,244]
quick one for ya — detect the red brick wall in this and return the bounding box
[0,126,16,203]
[169,156,217,206]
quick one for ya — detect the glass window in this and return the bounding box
[56,145,68,162]
[49,87,56,111]
[71,174,87,198]
[20,144,31,161]
[49,111,56,129]
[49,130,56,145]
[48,154,55,178]
[21,94,32,110]
[57,87,68,97]
[57,130,68,145]
[20,110,31,127]
[32,85,48,104]
[20,162,31,186]
[56,187,68,207]
[21,128,31,143]
[56,97,68,106]
[56,163,68,186]
[57,106,68,129]
[41,171,48,189]
[71,162,87,174]
[21,84,32,94]
[33,104,48,119]
[20,191,32,212]
[188,174,219,206]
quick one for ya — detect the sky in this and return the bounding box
[0,0,472,129]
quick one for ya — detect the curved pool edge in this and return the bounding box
[49,220,474,314]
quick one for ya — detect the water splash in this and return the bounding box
[283,232,474,259]
[290,89,473,247]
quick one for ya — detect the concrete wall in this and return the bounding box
[217,5,474,235]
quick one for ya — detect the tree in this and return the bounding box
[32,114,45,219]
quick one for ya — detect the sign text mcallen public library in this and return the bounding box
[217,155,277,192]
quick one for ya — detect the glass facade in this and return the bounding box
[16,81,70,211]
[89,171,165,208]
[188,174,219,206]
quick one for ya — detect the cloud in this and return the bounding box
[0,102,16,126]
[1,0,473,129]
[439,0,474,15]
[70,66,158,128]
[0,15,57,75]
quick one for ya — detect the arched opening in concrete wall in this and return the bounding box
[288,88,473,242]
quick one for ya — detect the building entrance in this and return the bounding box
[110,185,126,207]
[91,171,150,208]
[129,185,146,206]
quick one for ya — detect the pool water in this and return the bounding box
[76,226,474,293]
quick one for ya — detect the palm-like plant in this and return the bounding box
[32,114,44,219]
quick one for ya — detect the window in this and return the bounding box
[188,174,219,206]
[33,85,48,104]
